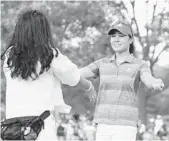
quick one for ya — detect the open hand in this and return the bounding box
[152,79,164,91]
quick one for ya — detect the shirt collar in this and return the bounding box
[110,54,134,63]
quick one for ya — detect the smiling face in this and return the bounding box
[110,30,133,54]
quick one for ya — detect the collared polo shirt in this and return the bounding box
[85,54,151,127]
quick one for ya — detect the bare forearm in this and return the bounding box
[80,68,95,79]
[78,74,91,90]
[141,73,154,89]
[141,72,164,91]
[76,71,97,104]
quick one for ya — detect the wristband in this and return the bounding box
[85,81,92,92]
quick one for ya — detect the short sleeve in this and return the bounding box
[84,59,101,78]
[139,61,151,76]
[51,49,80,86]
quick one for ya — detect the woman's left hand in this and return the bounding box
[152,79,164,91]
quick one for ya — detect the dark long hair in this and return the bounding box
[1,10,58,80]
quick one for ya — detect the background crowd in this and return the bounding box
[55,112,169,141]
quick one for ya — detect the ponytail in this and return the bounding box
[129,34,134,54]
[129,43,134,54]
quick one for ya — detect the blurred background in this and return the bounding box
[1,0,169,128]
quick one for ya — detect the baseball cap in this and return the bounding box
[108,20,133,37]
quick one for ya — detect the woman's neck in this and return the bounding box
[115,51,130,64]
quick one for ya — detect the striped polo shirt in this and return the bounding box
[85,54,151,127]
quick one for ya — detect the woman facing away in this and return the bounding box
[1,10,96,140]
[80,20,164,141]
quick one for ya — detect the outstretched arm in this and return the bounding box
[139,61,164,92]
[80,67,96,79]
[51,50,96,103]
[80,59,101,79]
[140,71,164,91]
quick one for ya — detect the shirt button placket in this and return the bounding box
[114,63,122,121]
[115,63,120,77]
